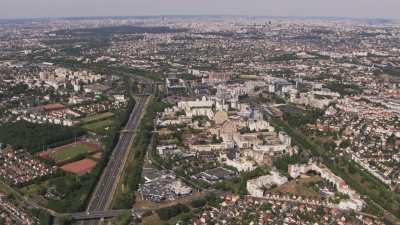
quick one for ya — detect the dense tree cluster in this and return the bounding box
[283,108,324,128]
[215,167,269,196]
[190,198,207,208]
[382,66,400,78]
[0,121,86,153]
[0,83,28,99]
[326,81,362,96]
[273,154,301,174]
[156,204,190,221]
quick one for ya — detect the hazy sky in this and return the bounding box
[1,0,399,20]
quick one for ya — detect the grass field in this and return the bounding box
[19,181,50,197]
[49,143,92,162]
[82,119,114,133]
[139,214,163,225]
[80,112,114,124]
[271,176,322,199]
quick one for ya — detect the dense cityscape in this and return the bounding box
[0,12,399,225]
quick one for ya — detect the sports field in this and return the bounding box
[49,144,91,162]
[39,141,102,164]
[61,159,97,175]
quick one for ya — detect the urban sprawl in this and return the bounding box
[0,16,399,225]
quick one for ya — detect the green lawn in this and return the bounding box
[82,119,115,133]
[49,144,91,162]
[80,112,114,124]
[19,181,49,196]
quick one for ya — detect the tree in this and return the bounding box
[260,202,272,211]
[191,198,207,208]
[205,193,222,207]
[274,154,300,174]
[339,139,351,149]
[387,134,396,148]
[347,163,357,174]
[211,134,222,144]
[323,141,337,151]
[156,204,190,221]
[57,215,74,225]
[0,121,86,154]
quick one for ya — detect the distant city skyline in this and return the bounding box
[1,0,400,20]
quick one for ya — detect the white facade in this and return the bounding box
[248,120,270,132]
[288,163,365,211]
[177,96,215,119]
[224,158,256,172]
[247,171,288,197]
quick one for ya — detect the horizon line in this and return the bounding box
[0,14,398,22]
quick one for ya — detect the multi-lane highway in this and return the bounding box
[81,95,149,225]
